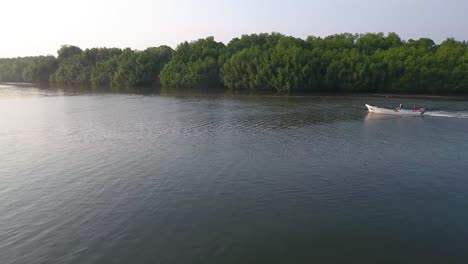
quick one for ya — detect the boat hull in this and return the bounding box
[365,104,424,116]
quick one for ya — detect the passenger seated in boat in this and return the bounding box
[412,105,417,111]
[397,104,403,110]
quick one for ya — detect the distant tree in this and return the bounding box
[22,56,58,82]
[49,55,84,84]
[57,45,83,61]
[160,37,225,88]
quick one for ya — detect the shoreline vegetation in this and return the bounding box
[1,32,468,94]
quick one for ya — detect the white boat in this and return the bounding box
[365,104,425,116]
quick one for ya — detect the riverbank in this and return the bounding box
[3,82,468,100]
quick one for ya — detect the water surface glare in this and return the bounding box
[1,84,468,264]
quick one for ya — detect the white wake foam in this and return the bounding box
[425,111,468,118]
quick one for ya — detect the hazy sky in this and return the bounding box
[1,0,467,57]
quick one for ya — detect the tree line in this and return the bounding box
[1,33,467,94]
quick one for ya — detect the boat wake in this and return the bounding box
[424,111,468,118]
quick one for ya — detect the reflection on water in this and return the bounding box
[364,112,421,121]
[365,112,390,121]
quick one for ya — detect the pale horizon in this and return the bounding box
[1,0,467,58]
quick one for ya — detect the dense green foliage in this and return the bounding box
[222,33,468,93]
[160,37,225,88]
[1,33,468,93]
[49,45,172,87]
[0,56,58,83]
[0,45,172,88]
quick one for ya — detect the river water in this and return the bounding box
[1,84,468,264]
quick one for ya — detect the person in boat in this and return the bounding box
[397,104,404,110]
[412,105,417,111]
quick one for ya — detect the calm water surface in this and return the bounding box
[1,84,468,264]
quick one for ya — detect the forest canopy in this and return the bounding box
[1,33,467,94]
